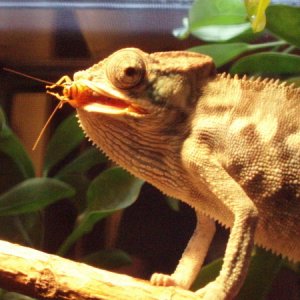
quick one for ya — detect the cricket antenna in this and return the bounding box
[32,102,64,151]
[3,67,55,85]
[3,67,66,151]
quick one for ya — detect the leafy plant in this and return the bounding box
[175,0,300,299]
[175,0,300,82]
[0,109,144,267]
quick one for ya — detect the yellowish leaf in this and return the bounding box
[244,0,270,32]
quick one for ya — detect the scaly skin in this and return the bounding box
[67,48,300,299]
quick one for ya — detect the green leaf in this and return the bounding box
[165,196,180,212]
[0,213,42,247]
[173,18,190,40]
[245,0,271,32]
[191,258,222,291]
[230,53,300,76]
[286,77,300,87]
[188,0,252,42]
[189,41,286,68]
[83,249,132,269]
[237,248,282,299]
[0,178,75,216]
[0,152,26,194]
[1,291,36,300]
[55,147,106,179]
[0,128,35,179]
[57,210,109,256]
[87,167,144,212]
[189,0,247,27]
[44,114,84,175]
[57,167,144,255]
[189,43,251,67]
[191,24,252,42]
[0,107,34,178]
[266,5,300,48]
[56,173,91,213]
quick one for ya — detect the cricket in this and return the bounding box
[3,67,94,150]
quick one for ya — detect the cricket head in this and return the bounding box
[73,48,215,125]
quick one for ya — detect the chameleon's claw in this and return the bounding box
[151,273,228,299]
[150,272,191,289]
[150,273,177,287]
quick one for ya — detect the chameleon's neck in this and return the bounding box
[77,110,191,197]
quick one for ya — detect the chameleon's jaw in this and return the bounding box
[82,97,132,115]
[82,97,148,116]
[74,81,147,116]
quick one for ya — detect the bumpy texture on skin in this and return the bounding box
[73,48,300,300]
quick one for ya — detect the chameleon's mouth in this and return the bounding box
[82,96,131,114]
[70,80,147,116]
[82,96,146,115]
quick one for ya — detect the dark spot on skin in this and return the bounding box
[197,130,216,150]
[160,110,189,136]
[269,184,298,204]
[278,146,295,169]
[203,105,234,115]
[243,171,265,198]
[226,163,244,181]
[273,112,299,144]
[266,183,299,225]
[240,124,259,143]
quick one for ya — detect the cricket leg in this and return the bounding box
[46,75,73,89]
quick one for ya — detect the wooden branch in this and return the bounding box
[0,240,198,299]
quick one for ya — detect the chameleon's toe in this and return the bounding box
[150,273,177,287]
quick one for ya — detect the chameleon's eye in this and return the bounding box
[106,49,146,90]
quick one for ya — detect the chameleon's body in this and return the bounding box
[69,48,299,299]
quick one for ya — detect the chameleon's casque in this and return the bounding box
[71,48,300,300]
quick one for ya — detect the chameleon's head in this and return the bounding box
[73,48,215,177]
[73,48,215,124]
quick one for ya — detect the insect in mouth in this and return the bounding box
[3,67,86,150]
[3,66,140,149]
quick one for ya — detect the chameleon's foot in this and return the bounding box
[150,273,178,287]
[195,281,228,300]
[151,274,229,299]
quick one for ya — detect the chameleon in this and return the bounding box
[58,48,300,299]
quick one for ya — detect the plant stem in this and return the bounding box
[283,45,296,53]
[248,40,287,50]
[14,216,34,247]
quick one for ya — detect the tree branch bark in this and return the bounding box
[0,240,198,299]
